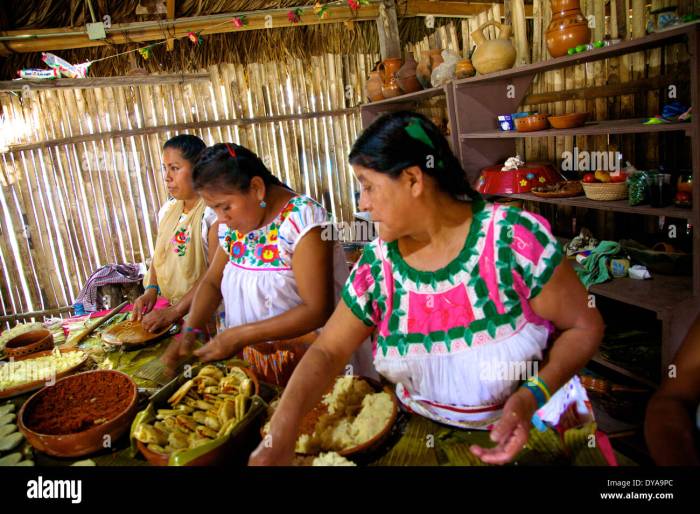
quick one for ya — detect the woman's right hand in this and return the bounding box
[131,288,158,322]
[161,331,198,375]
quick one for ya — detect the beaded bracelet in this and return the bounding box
[521,376,552,409]
[183,326,207,341]
[145,284,160,295]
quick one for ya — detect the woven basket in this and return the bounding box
[582,181,628,201]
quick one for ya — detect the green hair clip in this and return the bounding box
[404,118,435,149]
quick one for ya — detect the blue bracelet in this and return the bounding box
[521,381,548,410]
[145,284,160,295]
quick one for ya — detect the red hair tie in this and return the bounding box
[225,143,237,158]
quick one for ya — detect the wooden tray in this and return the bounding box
[101,320,174,347]
[531,181,584,198]
[0,348,89,400]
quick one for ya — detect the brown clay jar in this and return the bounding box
[396,54,422,93]
[379,57,402,99]
[365,70,384,102]
[546,0,591,57]
[416,51,432,89]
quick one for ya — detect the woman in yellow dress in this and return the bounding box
[132,135,219,332]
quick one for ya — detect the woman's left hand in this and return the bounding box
[141,306,181,333]
[470,389,537,465]
[194,327,247,362]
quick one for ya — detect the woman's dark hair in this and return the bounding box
[163,134,206,165]
[348,111,480,201]
[192,143,289,193]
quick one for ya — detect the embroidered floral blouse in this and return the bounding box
[341,199,576,428]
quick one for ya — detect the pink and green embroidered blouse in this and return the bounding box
[342,199,571,428]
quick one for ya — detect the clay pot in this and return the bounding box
[365,70,384,102]
[546,0,591,58]
[378,58,402,86]
[454,59,476,79]
[381,82,402,99]
[4,329,54,359]
[416,51,432,89]
[378,57,402,99]
[396,54,422,93]
[429,49,444,69]
[471,21,517,75]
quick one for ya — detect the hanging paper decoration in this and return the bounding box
[138,46,152,60]
[314,2,330,19]
[348,0,370,9]
[231,15,248,28]
[287,8,303,24]
[187,31,203,45]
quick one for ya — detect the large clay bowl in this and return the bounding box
[18,370,139,458]
[548,112,589,129]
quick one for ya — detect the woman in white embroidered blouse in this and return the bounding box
[162,143,374,382]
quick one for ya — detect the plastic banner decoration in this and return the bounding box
[287,8,303,23]
[314,2,330,19]
[231,15,248,28]
[187,31,203,45]
[138,46,152,60]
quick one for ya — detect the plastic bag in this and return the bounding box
[431,50,461,87]
[41,52,91,79]
[627,170,649,206]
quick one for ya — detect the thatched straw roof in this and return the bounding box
[0,0,460,77]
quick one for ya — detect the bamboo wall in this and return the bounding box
[0,53,379,319]
[2,0,700,321]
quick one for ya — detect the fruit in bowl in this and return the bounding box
[582,170,626,183]
[594,170,611,183]
[609,173,627,183]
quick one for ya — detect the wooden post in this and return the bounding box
[377,0,401,59]
[503,0,513,25]
[166,0,176,51]
[511,0,531,66]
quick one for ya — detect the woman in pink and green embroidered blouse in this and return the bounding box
[250,112,604,466]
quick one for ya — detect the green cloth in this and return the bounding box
[575,240,621,289]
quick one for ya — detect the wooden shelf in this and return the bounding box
[590,354,659,389]
[454,22,700,88]
[0,72,210,91]
[460,118,692,139]
[360,86,446,110]
[570,262,693,316]
[495,192,694,220]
